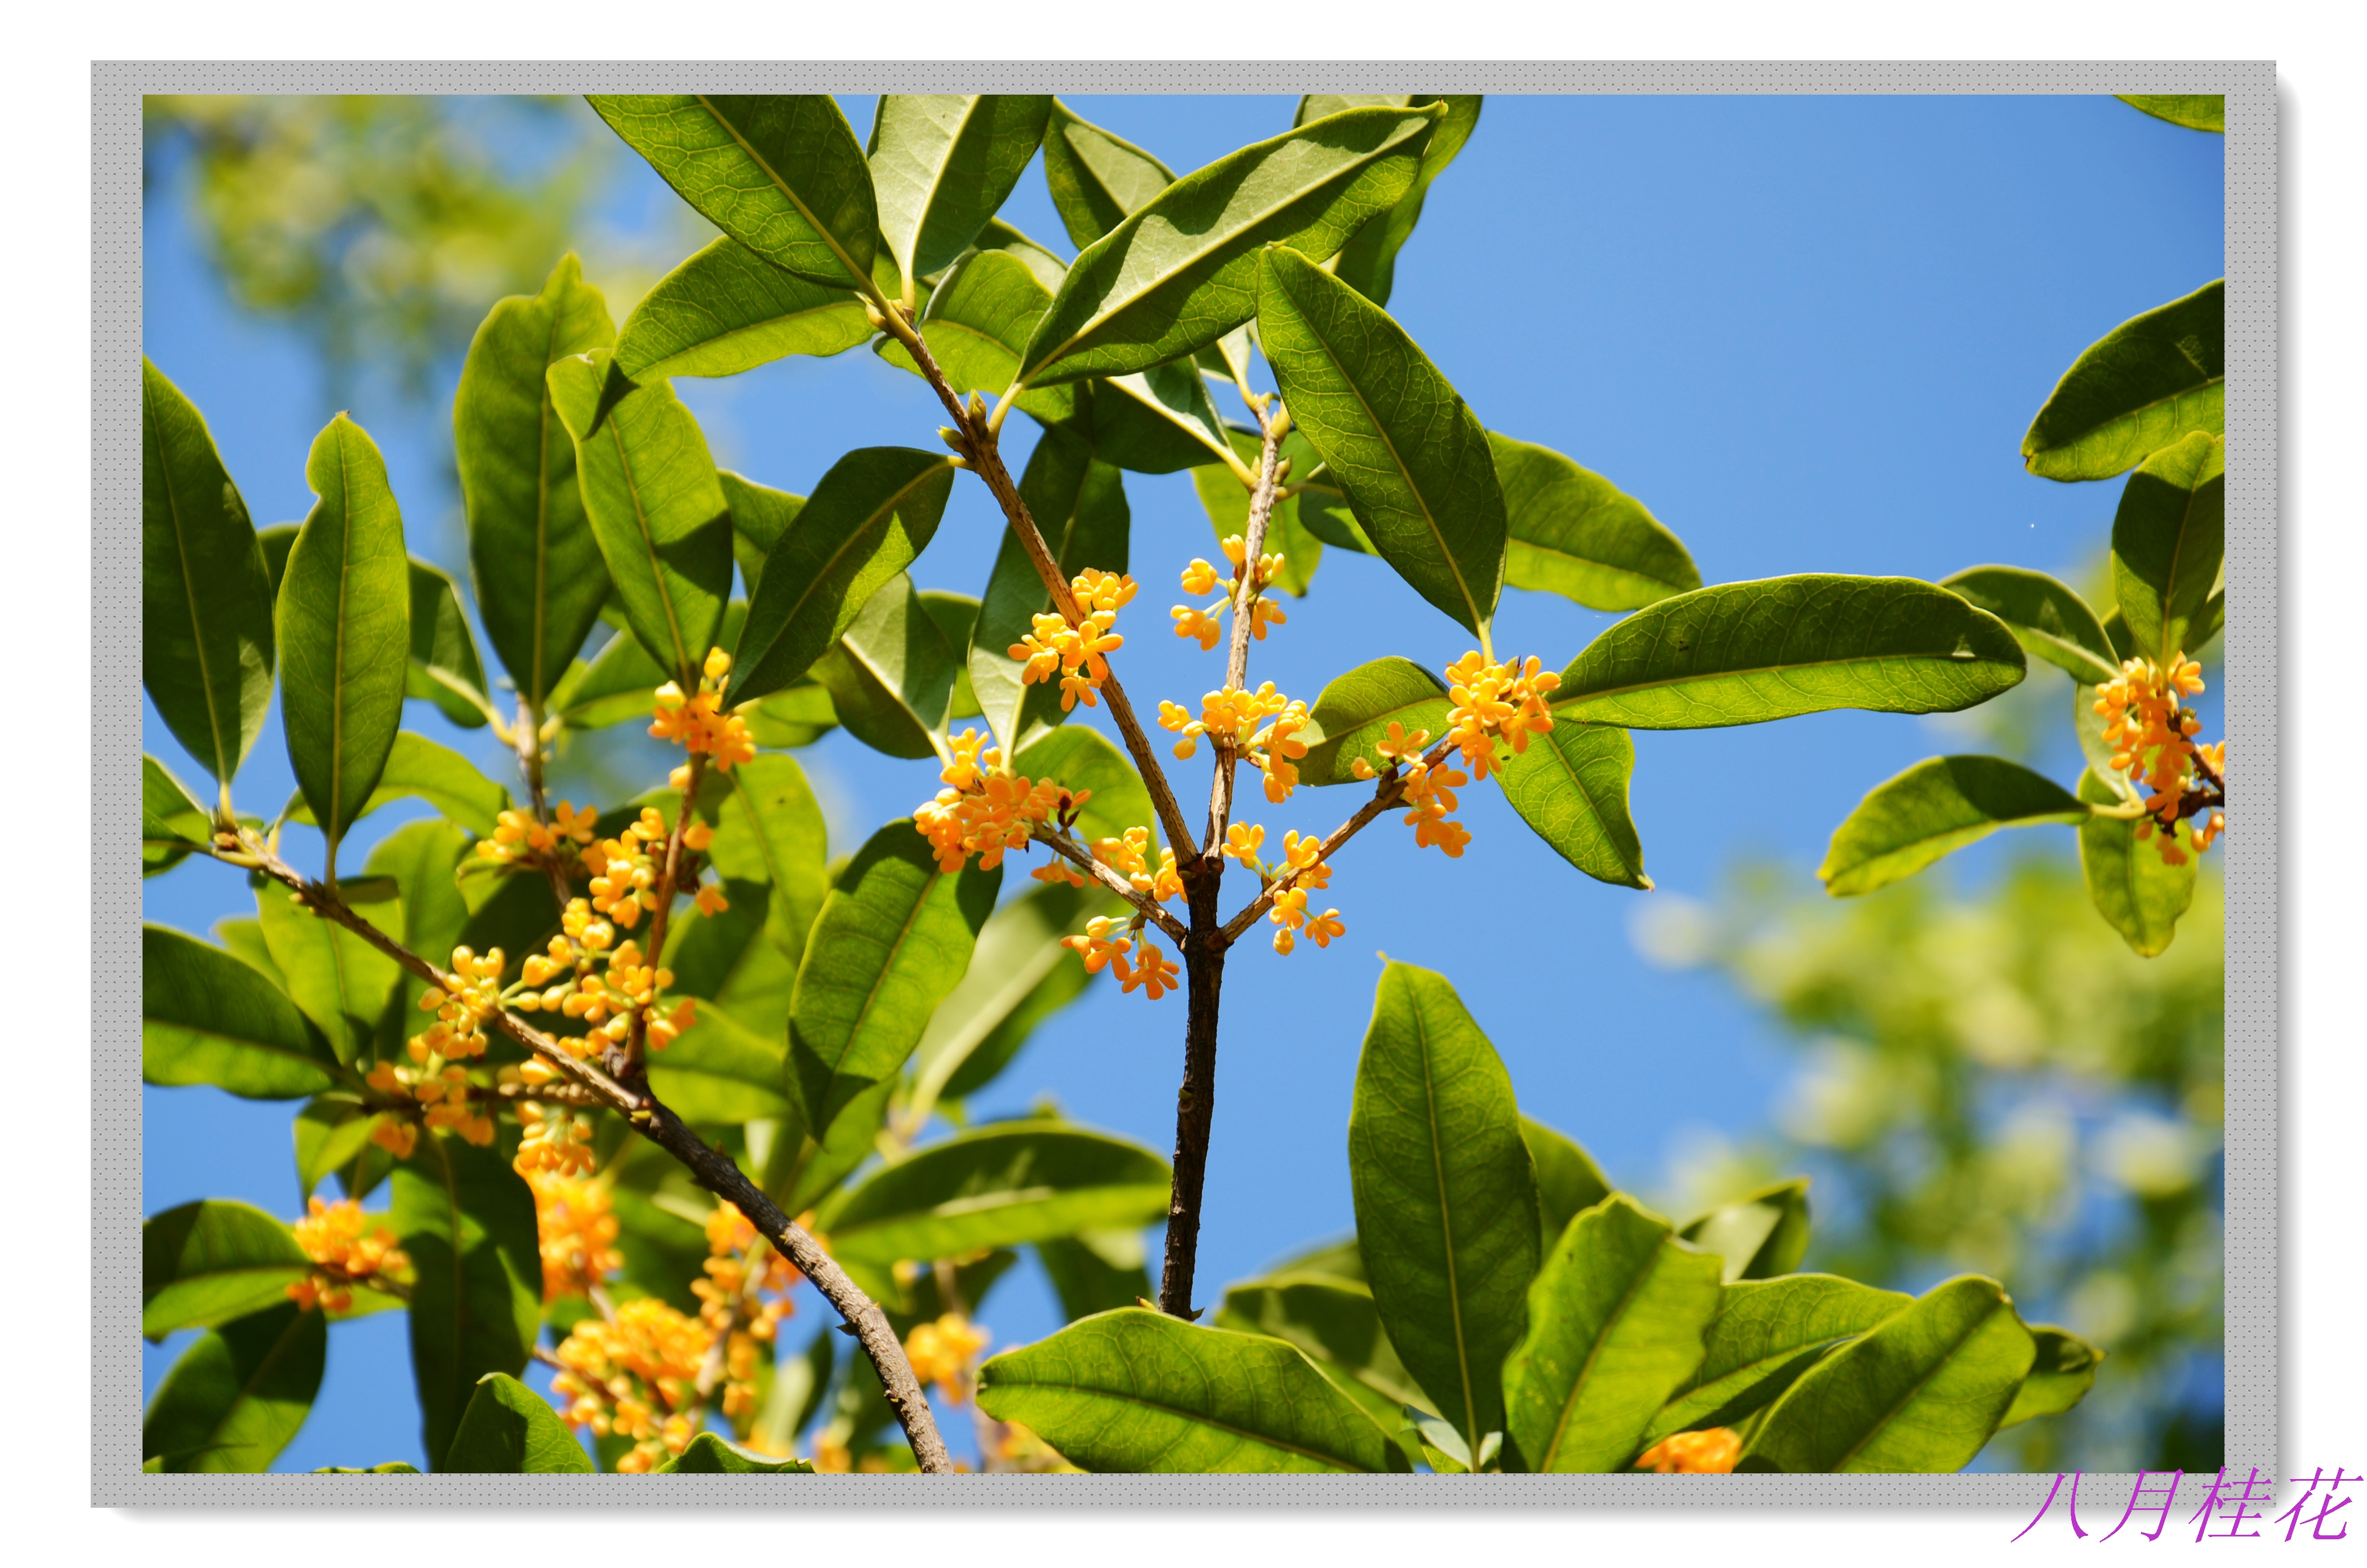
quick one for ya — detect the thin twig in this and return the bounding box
[514,697,576,916]
[622,752,703,1080]
[1217,740,1454,947]
[1203,409,1289,858]
[1033,829,1191,945]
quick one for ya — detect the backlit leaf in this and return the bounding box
[142,1302,325,1473]
[2076,768,2196,957]
[1521,1118,1613,1254]
[284,730,511,839]
[142,1200,312,1339]
[2117,95,2224,132]
[1093,360,1236,474]
[878,249,1076,422]
[2111,430,2224,666]
[1491,433,1699,611]
[615,237,871,384]
[1819,755,2088,897]
[706,754,830,966]
[2022,280,2223,482]
[867,95,1053,294]
[653,1432,815,1473]
[143,754,211,877]
[1679,1179,1812,1284]
[2000,1325,2104,1429]
[1497,721,1649,889]
[646,999,793,1124]
[1011,724,1155,849]
[820,1121,1169,1267]
[1940,565,2119,686]
[927,880,1123,1108]
[1641,1274,1912,1449]
[403,557,492,728]
[1040,100,1175,251]
[143,924,342,1099]
[443,1373,594,1473]
[1216,1271,1432,1415]
[255,875,403,1067]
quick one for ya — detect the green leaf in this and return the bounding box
[393,1134,543,1469]
[143,1200,312,1338]
[455,253,616,708]
[1093,360,1238,474]
[2117,95,2224,132]
[931,880,1122,1107]
[547,350,733,688]
[588,95,878,289]
[2073,672,2136,801]
[975,1308,1403,1473]
[284,730,511,839]
[1216,1271,1433,1415]
[1679,1179,1813,1285]
[962,219,1069,294]
[255,876,403,1067]
[143,754,211,877]
[1641,1274,1914,1449]
[647,999,793,1124]
[877,250,1076,422]
[706,754,830,966]
[1503,1195,1725,1472]
[920,590,983,720]
[868,95,1053,294]
[1038,1231,1154,1322]
[1939,565,2119,685]
[143,358,275,790]
[1348,961,1541,1453]
[653,1432,815,1473]
[1188,426,1323,596]
[1497,721,1649,889]
[1011,725,1155,849]
[1741,1275,2035,1473]
[366,818,471,975]
[442,1373,594,1473]
[2076,768,2196,956]
[1277,428,1376,553]
[744,680,840,749]
[2111,431,2225,665]
[1490,433,1699,611]
[787,821,1000,1141]
[1521,1119,1613,1254]
[142,1301,326,1472]
[728,447,957,708]
[1020,105,1441,387]
[809,574,959,759]
[1297,657,1452,786]
[774,1077,897,1218]
[401,557,492,728]
[1040,100,1176,251]
[2000,1325,2104,1428]
[720,471,804,600]
[143,924,342,1099]
[1323,96,1483,309]
[1819,755,2089,897]
[2022,280,2223,482]
[819,1122,1170,1268]
[969,428,1128,756]
[293,1099,389,1202]
[279,415,412,862]
[1551,576,2027,729]
[1256,244,1505,635]
[257,523,297,598]
[615,237,871,384]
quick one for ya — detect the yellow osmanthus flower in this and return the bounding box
[364,945,510,1152]
[648,647,756,771]
[1118,942,1180,999]
[912,727,1085,874]
[474,801,597,872]
[511,1098,596,1178]
[286,1196,409,1313]
[1443,652,1560,781]
[525,1170,622,1302]
[2093,654,2226,865]
[904,1313,991,1404]
[1060,915,1133,974]
[551,1298,714,1473]
[1634,1428,1743,1473]
[694,1201,799,1420]
[1350,723,1474,857]
[1011,569,1135,710]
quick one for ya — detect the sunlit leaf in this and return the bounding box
[1819,755,2088,897]
[720,472,804,599]
[143,924,342,1099]
[2076,768,2196,956]
[615,237,871,385]
[706,754,830,966]
[653,1432,815,1473]
[1641,1274,1912,1449]
[142,1200,312,1339]
[1521,1118,1613,1254]
[254,875,402,1067]
[1321,95,1481,309]
[1679,1179,1812,1284]
[1491,433,1699,612]
[1498,721,1648,889]
[1999,1325,2104,1429]
[1940,565,2119,686]
[1297,657,1452,786]
[820,1121,1169,1267]
[143,754,211,877]
[878,250,1076,422]
[1038,1231,1154,1324]
[2022,280,2223,482]
[868,95,1053,294]
[443,1373,594,1473]
[2117,95,2224,132]
[1040,100,1175,251]
[142,1302,325,1473]
[2111,430,2224,666]
[647,999,793,1124]
[1216,1271,1433,1416]
[923,880,1123,1108]
[283,730,511,838]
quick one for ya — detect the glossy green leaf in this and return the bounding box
[975,1308,1402,1473]
[257,523,297,598]
[2077,768,2196,956]
[653,1432,815,1473]
[293,1099,389,1202]
[1679,1179,1813,1284]
[707,754,830,966]
[1490,433,1699,611]
[2023,280,2223,482]
[720,471,805,600]
[1498,720,1649,889]
[773,1077,896,1218]
[1093,360,1238,474]
[821,1121,1169,1268]
[787,821,999,1141]
[143,924,342,1099]
[1257,243,1504,634]
[1278,428,1375,553]
[280,415,411,862]
[1012,724,1156,849]
[143,754,211,876]
[588,95,877,289]
[729,448,957,708]
[455,254,616,707]
[1741,1275,2035,1473]
[2074,672,2137,801]
[443,1373,594,1473]
[401,557,492,728]
[393,1134,542,1469]
[1216,1271,1432,1415]
[1297,657,1453,786]
[1641,1274,1914,1449]
[878,250,1076,423]
[970,428,1128,756]
[1040,100,1176,251]
[1521,1119,1613,1254]
[920,590,983,720]
[2118,94,2224,132]
[142,358,275,789]
[1551,576,2027,729]
[616,237,871,384]
[142,1200,312,1339]
[1504,1196,1725,1472]
[255,876,403,1067]
[1019,105,1441,387]
[2000,1325,2104,1429]
[284,730,511,839]
[2111,431,2225,665]
[1940,565,2119,685]
[647,999,793,1124]
[547,350,733,688]
[1188,426,1323,596]
[1348,961,1541,1451]
[1819,755,2088,897]
[964,218,1068,293]
[142,1301,326,1473]
[932,880,1123,1107]
[1324,96,1481,308]
[744,680,839,749]
[869,95,1053,294]
[809,574,959,759]
[1038,1231,1154,1323]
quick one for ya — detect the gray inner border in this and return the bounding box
[95,60,2273,1508]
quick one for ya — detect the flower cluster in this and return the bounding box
[551,1298,712,1473]
[1012,568,1136,711]
[1031,824,1185,904]
[1159,683,1313,803]
[1634,1428,1743,1474]
[1441,651,1560,781]
[1171,536,1287,651]
[904,1313,992,1404]
[912,728,1085,874]
[526,1170,622,1303]
[363,945,509,1151]
[1058,914,1180,1000]
[649,647,756,771]
[512,899,699,1058]
[286,1196,410,1313]
[2093,653,2226,863]
[693,1201,801,1423]
[1351,721,1474,858]
[473,800,598,874]
[1265,831,1345,956]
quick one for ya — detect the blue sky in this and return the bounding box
[140,92,2223,1470]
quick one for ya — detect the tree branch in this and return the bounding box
[1216,740,1453,947]
[513,696,577,916]
[1202,408,1288,858]
[1033,829,1190,945]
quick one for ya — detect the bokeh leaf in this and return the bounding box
[143,924,342,1099]
[2023,279,2223,482]
[1497,721,1648,889]
[2111,430,2224,666]
[142,1302,326,1473]
[1491,433,1699,612]
[1819,755,2088,897]
[1940,565,2119,685]
[2000,1325,2104,1429]
[1641,1274,1913,1449]
[819,1122,1170,1268]
[443,1372,594,1473]
[616,236,870,384]
[142,1200,312,1339]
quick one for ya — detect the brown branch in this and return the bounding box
[1216,739,1454,947]
[514,697,577,916]
[622,752,703,1080]
[1203,409,1288,858]
[238,839,956,1475]
[1034,828,1190,945]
